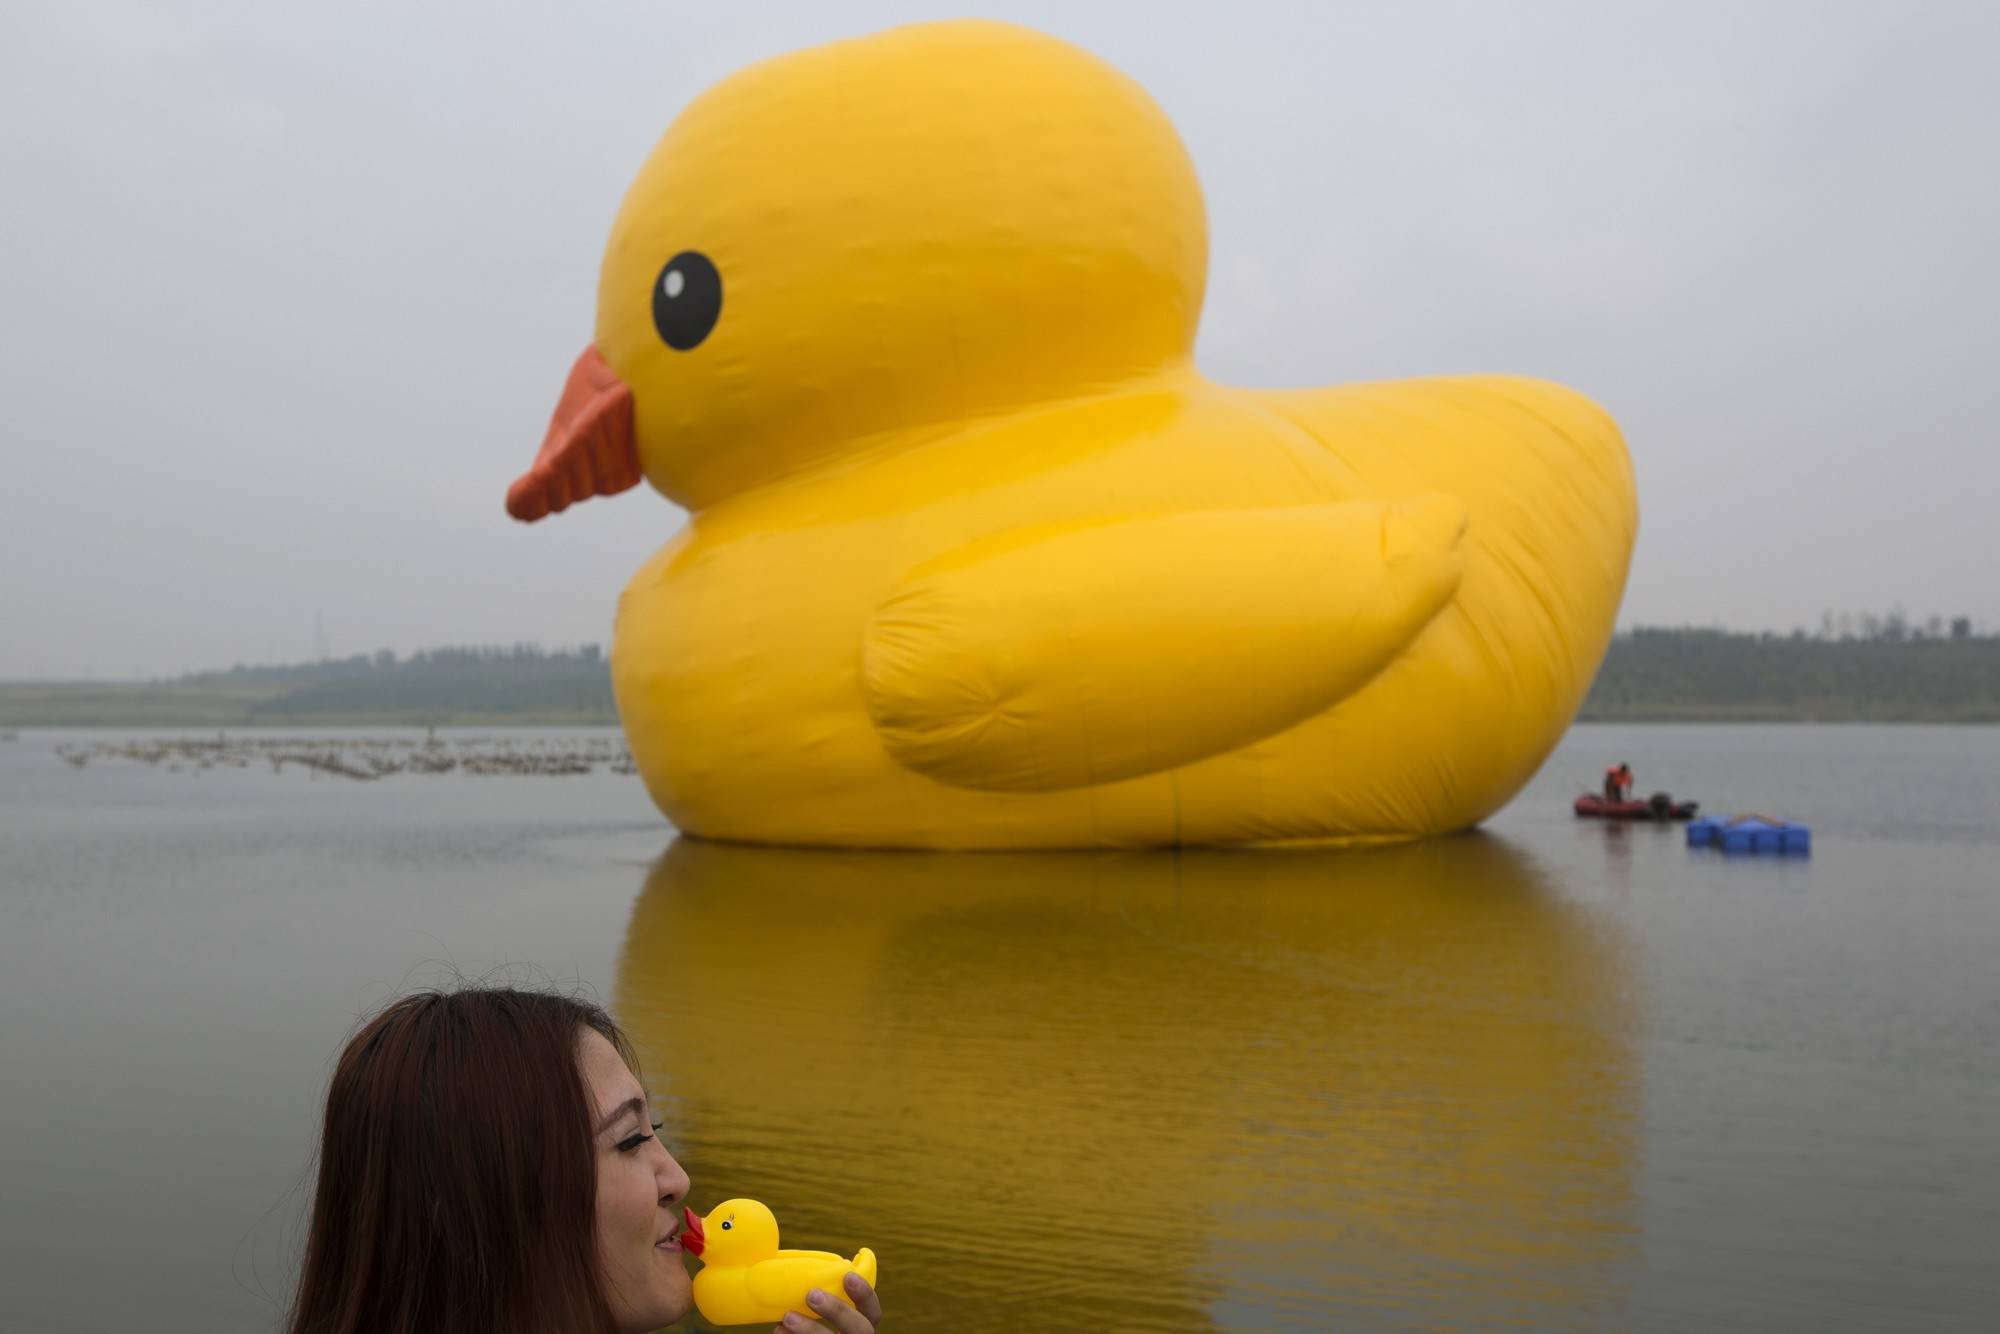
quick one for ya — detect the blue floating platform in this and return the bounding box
[1688,815,1810,856]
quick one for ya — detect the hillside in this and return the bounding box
[2,631,1994,728]
[1579,628,1999,722]
[0,646,616,727]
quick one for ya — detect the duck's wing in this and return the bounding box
[862,498,1464,792]
[746,1254,863,1313]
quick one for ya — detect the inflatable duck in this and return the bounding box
[681,1198,878,1327]
[506,20,1637,848]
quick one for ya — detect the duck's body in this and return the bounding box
[691,1250,879,1328]
[617,373,1628,848]
[510,21,1637,848]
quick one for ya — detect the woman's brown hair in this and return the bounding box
[287,987,636,1334]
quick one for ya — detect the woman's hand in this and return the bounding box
[778,1272,881,1331]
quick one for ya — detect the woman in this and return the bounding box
[288,987,883,1334]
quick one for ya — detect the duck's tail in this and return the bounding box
[850,1246,879,1289]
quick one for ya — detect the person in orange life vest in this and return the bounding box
[1603,763,1634,803]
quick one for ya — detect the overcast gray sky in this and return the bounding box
[4,1,1996,679]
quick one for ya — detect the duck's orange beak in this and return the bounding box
[680,1206,706,1258]
[506,344,640,522]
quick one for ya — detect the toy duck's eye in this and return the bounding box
[652,251,722,351]
[720,1219,733,1231]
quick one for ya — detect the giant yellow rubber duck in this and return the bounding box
[507,20,1637,849]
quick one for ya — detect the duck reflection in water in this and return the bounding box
[615,833,1637,1331]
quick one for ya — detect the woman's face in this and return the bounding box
[579,1029,693,1332]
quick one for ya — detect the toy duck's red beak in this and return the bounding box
[505,344,641,522]
[680,1206,706,1258]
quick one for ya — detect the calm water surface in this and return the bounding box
[0,725,1994,1331]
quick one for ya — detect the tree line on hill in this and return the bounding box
[1581,624,1998,721]
[187,643,604,685]
[186,645,618,721]
[1807,608,1978,643]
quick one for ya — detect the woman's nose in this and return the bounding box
[656,1145,691,1204]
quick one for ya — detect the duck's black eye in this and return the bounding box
[652,251,722,351]
[720,1220,733,1231]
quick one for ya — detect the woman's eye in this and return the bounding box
[616,1130,653,1153]
[651,251,722,351]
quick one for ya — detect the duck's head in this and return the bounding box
[679,1197,778,1266]
[508,20,1208,519]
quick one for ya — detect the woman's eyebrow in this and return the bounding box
[595,1095,646,1135]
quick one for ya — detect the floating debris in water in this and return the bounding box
[49,734,636,780]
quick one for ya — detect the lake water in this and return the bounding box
[1,725,1994,1331]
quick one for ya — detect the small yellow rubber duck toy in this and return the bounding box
[681,1198,878,1327]
[507,20,1638,849]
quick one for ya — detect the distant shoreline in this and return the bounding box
[1578,713,1999,724]
[3,685,1992,729]
[1,716,624,729]
[6,628,1996,727]
[0,683,619,730]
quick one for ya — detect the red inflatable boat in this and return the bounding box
[1574,792,1700,821]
